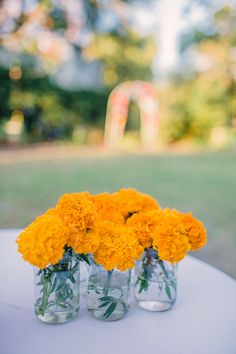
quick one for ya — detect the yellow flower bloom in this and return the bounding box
[72,228,100,255]
[178,212,207,251]
[113,188,160,220]
[127,209,163,248]
[56,193,103,254]
[152,209,191,263]
[93,221,143,271]
[17,189,207,270]
[56,192,96,231]
[90,192,124,224]
[16,209,72,269]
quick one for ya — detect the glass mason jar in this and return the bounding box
[87,260,131,321]
[134,248,177,311]
[34,248,80,324]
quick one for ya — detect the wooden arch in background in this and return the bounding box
[104,81,159,150]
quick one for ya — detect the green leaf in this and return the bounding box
[137,277,149,293]
[69,274,76,283]
[50,276,58,293]
[98,296,115,302]
[78,254,90,265]
[58,303,69,308]
[170,280,177,292]
[103,301,117,318]
[35,297,43,306]
[98,301,111,308]
[165,284,172,300]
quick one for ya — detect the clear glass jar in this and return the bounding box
[134,248,177,311]
[87,261,131,321]
[34,248,80,324]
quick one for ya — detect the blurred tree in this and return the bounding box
[0,0,157,142]
[0,0,155,62]
[161,5,236,144]
[0,67,11,121]
[7,70,109,141]
[84,31,156,87]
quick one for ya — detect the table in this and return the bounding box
[0,229,236,354]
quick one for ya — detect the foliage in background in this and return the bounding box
[160,5,236,145]
[84,31,156,88]
[0,0,156,143]
[0,1,235,147]
[2,64,109,141]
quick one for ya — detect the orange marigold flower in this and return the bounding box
[178,212,207,251]
[56,192,96,231]
[113,188,160,220]
[90,192,124,224]
[16,209,72,269]
[152,209,191,263]
[127,209,163,248]
[93,221,143,271]
[72,228,100,254]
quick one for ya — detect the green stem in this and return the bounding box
[39,273,55,316]
[107,270,113,286]
[159,259,169,280]
[159,260,176,297]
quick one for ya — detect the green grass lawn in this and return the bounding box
[0,151,236,277]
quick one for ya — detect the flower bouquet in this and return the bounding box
[17,195,98,323]
[127,208,207,310]
[17,188,207,323]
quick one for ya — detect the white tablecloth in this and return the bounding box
[0,229,236,354]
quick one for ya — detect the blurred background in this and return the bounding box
[0,0,235,277]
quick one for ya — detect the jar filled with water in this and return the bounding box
[134,248,177,311]
[34,248,80,324]
[87,260,131,321]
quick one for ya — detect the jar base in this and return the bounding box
[35,304,80,324]
[89,308,128,321]
[137,300,174,312]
